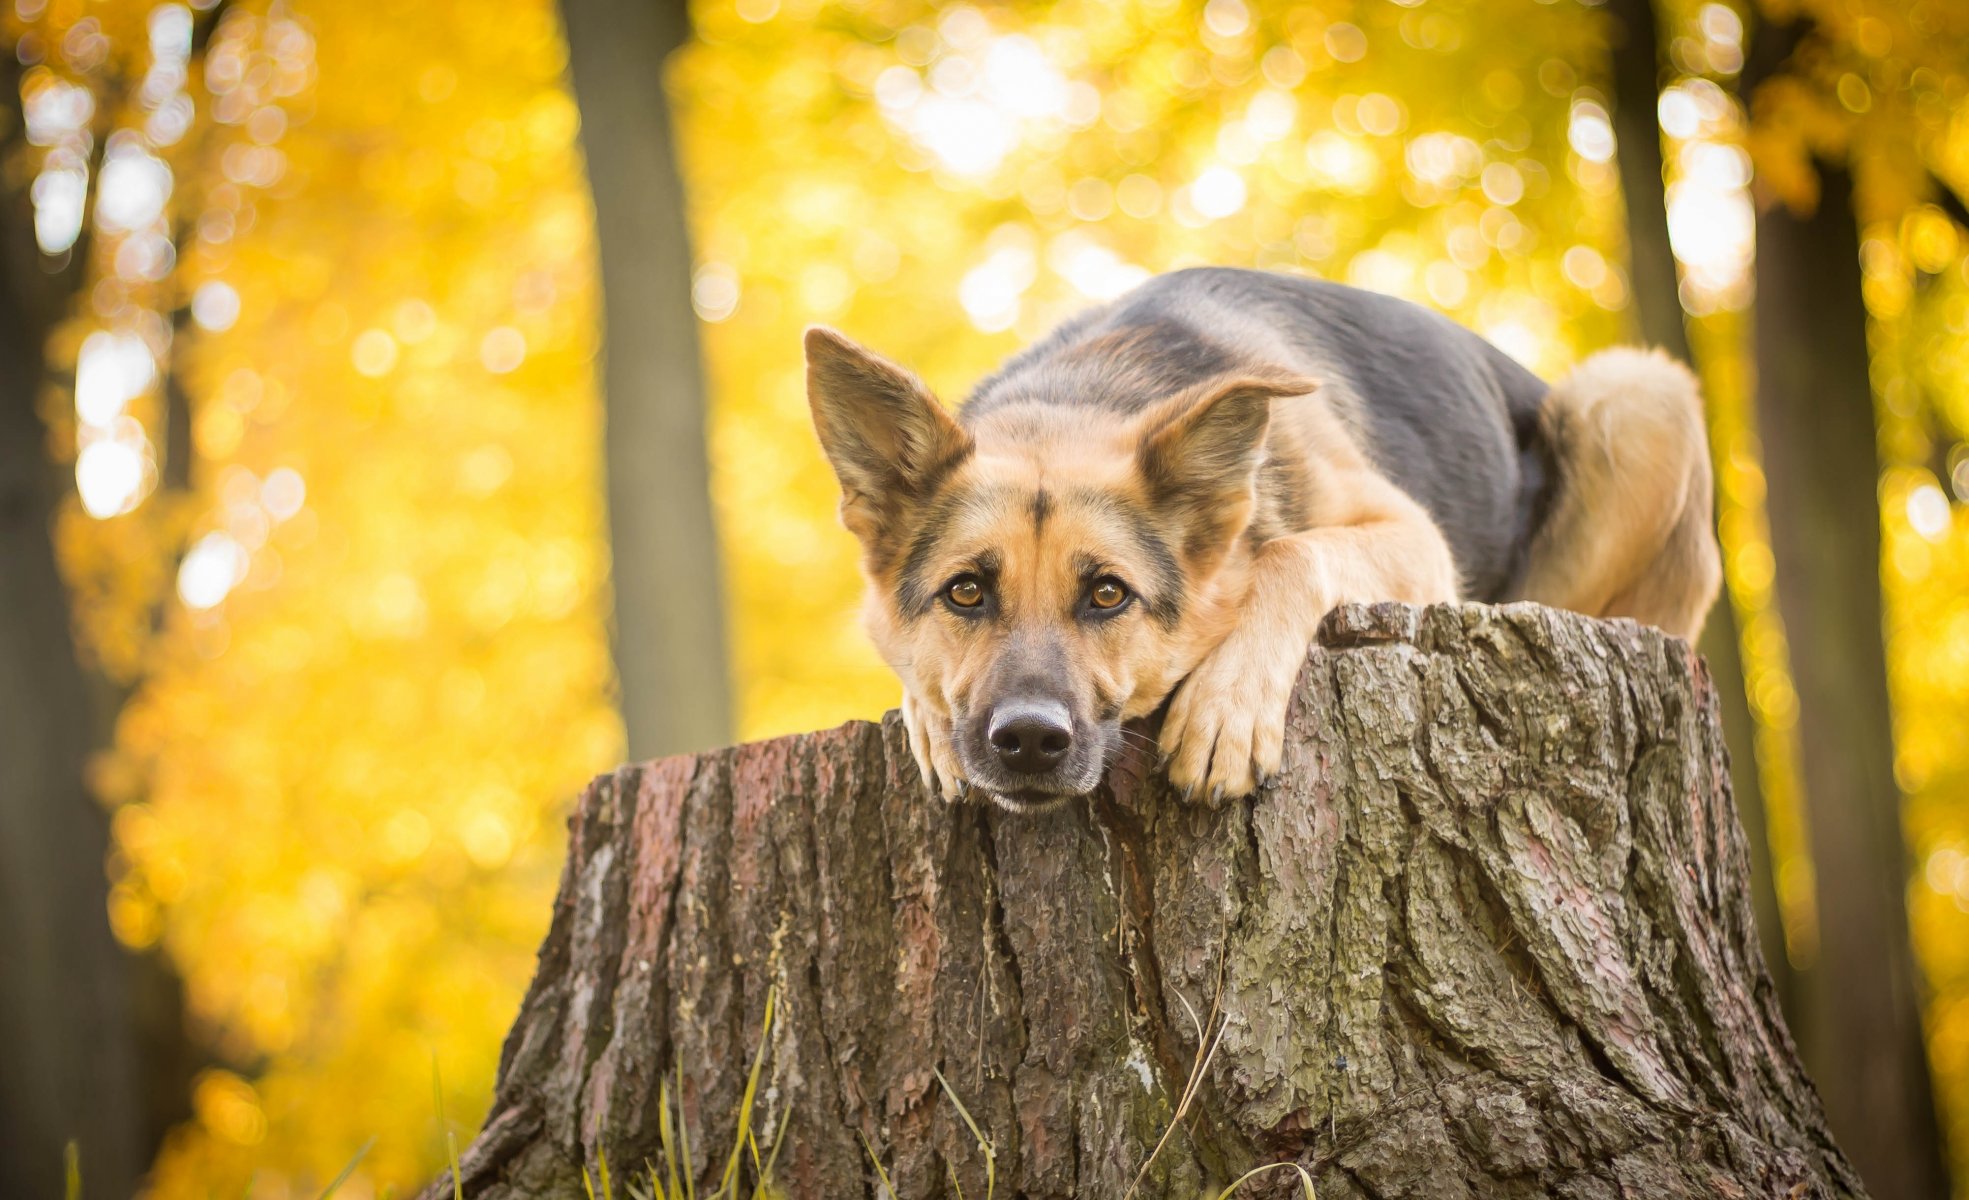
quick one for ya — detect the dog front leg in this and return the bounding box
[902,688,968,802]
[1162,491,1458,801]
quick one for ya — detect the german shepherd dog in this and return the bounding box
[807,268,1720,813]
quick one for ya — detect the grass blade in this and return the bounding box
[64,1140,79,1200]
[858,1130,895,1199]
[1213,1162,1318,1199]
[717,986,778,1199]
[1126,987,1228,1199]
[932,1066,996,1200]
[744,1126,763,1195]
[751,1107,790,1199]
[433,1057,464,1200]
[658,1080,684,1200]
[316,1138,376,1200]
[678,1060,696,1200]
[1128,940,1233,1200]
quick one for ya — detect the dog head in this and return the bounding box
[805,327,1313,812]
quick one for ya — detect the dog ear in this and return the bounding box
[806,327,973,543]
[1137,371,1318,501]
[1136,371,1319,554]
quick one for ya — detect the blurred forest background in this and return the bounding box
[1,0,1966,1196]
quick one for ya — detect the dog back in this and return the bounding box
[965,268,1554,601]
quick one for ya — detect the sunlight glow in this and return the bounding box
[31,162,88,254]
[1567,101,1616,164]
[958,241,1036,331]
[1653,77,1754,315]
[1406,131,1482,187]
[193,281,242,331]
[75,330,157,426]
[480,326,527,373]
[76,438,146,518]
[21,75,94,146]
[1190,166,1248,220]
[1910,484,1953,542]
[1304,131,1379,193]
[1666,173,1753,307]
[875,19,1084,177]
[981,35,1065,119]
[261,468,306,522]
[692,263,740,322]
[96,145,174,232]
[1483,319,1545,370]
[351,329,399,377]
[1048,233,1150,301]
[177,531,249,610]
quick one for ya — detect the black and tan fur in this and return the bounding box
[807,268,1720,812]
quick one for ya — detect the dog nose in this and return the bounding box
[988,702,1073,774]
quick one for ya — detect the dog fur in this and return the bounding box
[806,268,1720,812]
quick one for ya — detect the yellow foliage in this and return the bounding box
[28,0,618,1193]
[1885,246,1969,1192]
[675,0,1629,741]
[7,0,1969,1195]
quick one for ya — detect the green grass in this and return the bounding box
[1212,1162,1319,1199]
[578,985,787,1200]
[316,1139,376,1199]
[930,1068,995,1200]
[858,1130,896,1199]
[56,969,1312,1200]
[434,1057,464,1200]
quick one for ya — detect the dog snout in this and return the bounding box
[987,701,1073,774]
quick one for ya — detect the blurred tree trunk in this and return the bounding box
[561,0,733,760]
[423,605,1863,1200]
[1742,18,1947,1197]
[1604,0,1790,992]
[1750,163,1946,1200]
[0,73,144,1200]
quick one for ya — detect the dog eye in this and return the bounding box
[1089,578,1129,610]
[946,577,985,609]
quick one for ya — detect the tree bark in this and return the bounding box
[561,0,733,761]
[1603,0,1788,990]
[427,603,1860,1199]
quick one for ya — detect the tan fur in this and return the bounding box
[864,395,1275,803]
[1159,399,1460,798]
[808,327,1718,809]
[1509,348,1721,641]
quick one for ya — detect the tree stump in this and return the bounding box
[425,603,1863,1199]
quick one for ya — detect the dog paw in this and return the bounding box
[1160,630,1305,803]
[903,690,967,802]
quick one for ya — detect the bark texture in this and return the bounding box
[428,603,1860,1199]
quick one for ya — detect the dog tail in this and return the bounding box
[1508,347,1721,641]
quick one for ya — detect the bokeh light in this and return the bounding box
[6,0,1969,1193]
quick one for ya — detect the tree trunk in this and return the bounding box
[0,63,147,1200]
[1749,159,1947,1200]
[1606,0,1694,369]
[561,0,733,761]
[1603,0,1789,989]
[426,603,1860,1199]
